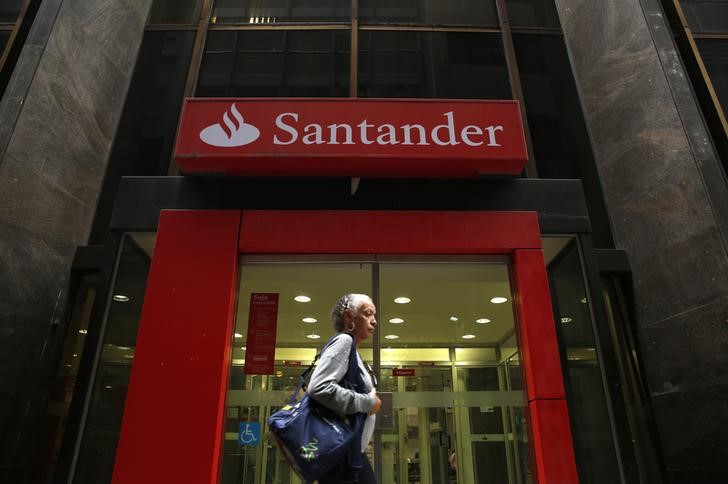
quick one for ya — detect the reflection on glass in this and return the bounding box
[0,0,22,24]
[697,39,728,117]
[359,0,498,26]
[212,0,351,24]
[505,0,561,29]
[358,31,511,99]
[148,0,202,24]
[547,239,621,484]
[680,1,728,33]
[71,233,155,484]
[197,30,350,97]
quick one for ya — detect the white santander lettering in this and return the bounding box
[328,124,355,145]
[358,120,374,145]
[269,110,507,149]
[431,112,460,146]
[402,124,428,146]
[461,125,483,146]
[484,125,503,147]
[274,113,298,145]
[377,124,399,145]
[303,124,324,144]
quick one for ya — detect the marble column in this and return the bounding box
[0,0,153,481]
[555,0,728,480]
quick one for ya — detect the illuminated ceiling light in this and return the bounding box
[294,295,311,303]
[580,297,588,304]
[113,294,130,302]
[72,354,78,358]
[306,334,321,339]
[104,385,112,389]
[462,334,476,339]
[587,348,596,352]
[475,318,491,324]
[490,297,508,304]
[78,329,88,335]
[302,317,317,323]
[389,318,404,324]
[560,317,572,324]
[241,346,246,350]
[394,297,411,304]
[385,334,399,340]
[234,333,243,338]
[449,316,459,322]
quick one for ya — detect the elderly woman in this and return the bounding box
[307,293,382,484]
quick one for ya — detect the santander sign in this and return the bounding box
[175,98,528,177]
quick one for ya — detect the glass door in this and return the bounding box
[221,258,529,484]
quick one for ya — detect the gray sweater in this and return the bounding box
[307,333,377,450]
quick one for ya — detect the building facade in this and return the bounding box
[1,0,727,483]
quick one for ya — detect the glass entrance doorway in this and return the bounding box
[221,258,529,484]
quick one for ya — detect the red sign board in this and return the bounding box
[393,368,416,377]
[174,98,527,177]
[244,293,279,375]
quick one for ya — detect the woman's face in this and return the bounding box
[348,299,377,342]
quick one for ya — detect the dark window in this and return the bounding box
[358,31,511,99]
[680,0,728,33]
[197,29,350,97]
[0,0,22,24]
[696,38,728,116]
[0,30,9,53]
[359,0,498,27]
[506,0,561,29]
[513,33,613,246]
[548,241,622,484]
[148,0,203,24]
[89,31,195,244]
[211,0,351,24]
[71,235,153,484]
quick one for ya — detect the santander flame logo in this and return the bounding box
[199,103,260,147]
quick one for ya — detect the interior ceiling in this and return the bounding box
[235,261,515,347]
[129,232,573,349]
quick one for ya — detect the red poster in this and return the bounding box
[175,98,527,177]
[393,368,416,377]
[244,293,279,375]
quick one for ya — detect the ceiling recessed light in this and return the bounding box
[580,297,588,304]
[385,334,399,340]
[490,297,508,304]
[234,333,243,338]
[449,316,459,322]
[78,329,88,335]
[294,295,311,303]
[560,317,572,323]
[462,334,476,339]
[394,297,411,304]
[587,348,596,351]
[476,318,491,324]
[302,317,317,323]
[113,294,130,302]
[389,318,404,324]
[306,334,321,339]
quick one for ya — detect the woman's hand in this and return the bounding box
[368,388,382,415]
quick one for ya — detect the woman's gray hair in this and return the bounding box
[331,293,372,332]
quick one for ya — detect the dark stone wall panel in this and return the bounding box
[0,0,153,479]
[648,381,728,475]
[640,298,728,394]
[555,0,728,478]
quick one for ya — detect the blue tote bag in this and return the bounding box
[268,333,366,482]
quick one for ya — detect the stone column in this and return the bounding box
[0,0,153,481]
[555,0,728,480]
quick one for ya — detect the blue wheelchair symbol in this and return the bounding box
[238,421,261,446]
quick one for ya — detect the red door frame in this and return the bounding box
[112,209,578,484]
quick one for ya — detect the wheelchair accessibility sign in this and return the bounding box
[238,421,261,446]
